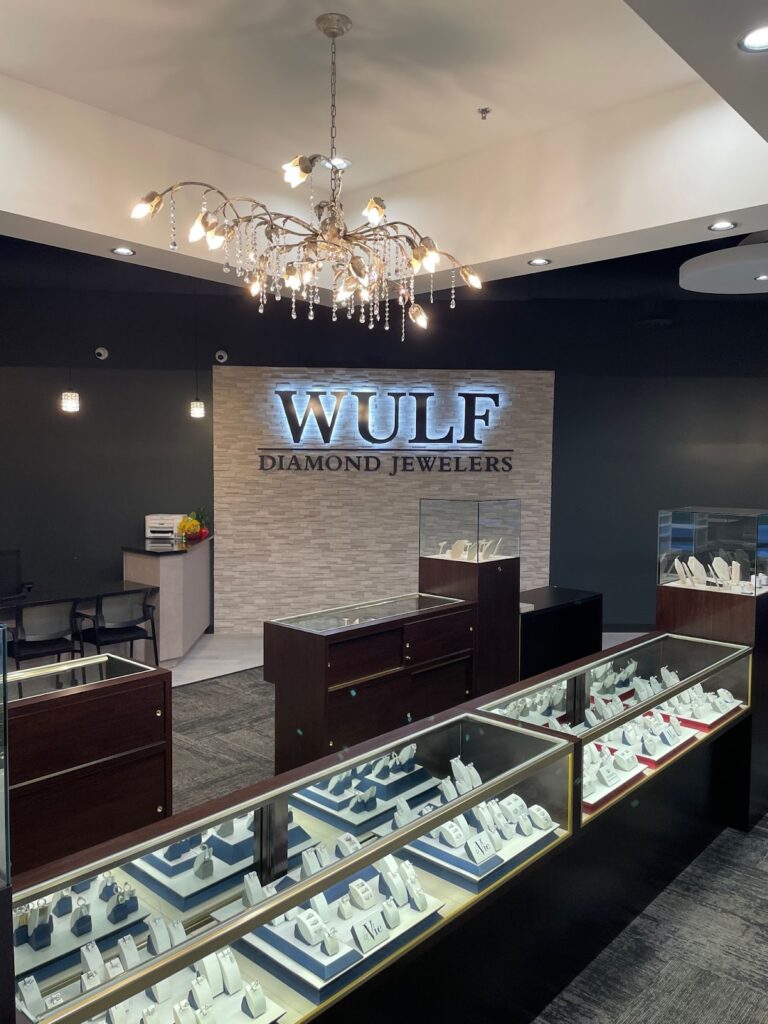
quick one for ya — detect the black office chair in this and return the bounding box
[8,601,82,695]
[0,549,33,603]
[76,590,159,665]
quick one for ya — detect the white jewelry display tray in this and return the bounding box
[228,868,442,1004]
[290,763,439,836]
[123,818,314,912]
[16,954,284,1024]
[373,818,562,893]
[662,579,765,595]
[15,888,149,981]
[582,753,647,813]
[607,723,699,769]
[664,703,745,733]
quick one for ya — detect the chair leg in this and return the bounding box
[55,651,63,689]
[151,615,159,666]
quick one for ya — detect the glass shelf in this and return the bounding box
[269,593,462,634]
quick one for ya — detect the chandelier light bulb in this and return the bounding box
[420,237,440,273]
[362,196,386,226]
[409,303,428,329]
[190,400,205,418]
[301,263,315,285]
[131,191,163,220]
[460,266,482,289]
[189,210,216,243]
[284,263,302,290]
[61,390,80,413]
[282,156,312,188]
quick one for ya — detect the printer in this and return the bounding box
[145,514,185,542]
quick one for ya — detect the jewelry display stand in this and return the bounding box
[124,815,314,912]
[290,754,438,835]
[17,949,284,1024]
[234,868,442,1003]
[14,879,149,982]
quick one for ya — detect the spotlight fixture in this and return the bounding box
[111,246,136,257]
[528,257,551,267]
[129,13,481,340]
[739,26,768,51]
[755,274,768,281]
[708,220,737,232]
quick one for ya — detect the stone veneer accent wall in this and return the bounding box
[213,367,554,632]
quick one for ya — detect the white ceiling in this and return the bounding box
[626,0,768,145]
[0,0,697,189]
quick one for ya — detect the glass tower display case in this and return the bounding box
[12,713,573,1024]
[658,507,768,595]
[419,498,521,563]
[480,633,751,821]
[418,499,522,694]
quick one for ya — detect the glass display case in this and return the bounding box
[419,498,521,562]
[480,633,751,820]
[658,507,768,595]
[0,624,9,887]
[270,594,462,634]
[12,713,573,1023]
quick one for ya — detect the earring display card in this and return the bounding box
[290,749,438,836]
[234,866,443,1004]
[16,950,285,1024]
[14,874,149,980]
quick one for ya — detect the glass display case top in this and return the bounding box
[0,625,8,886]
[12,713,572,1024]
[271,593,462,633]
[658,507,768,595]
[481,633,751,818]
[419,498,521,562]
[7,653,153,703]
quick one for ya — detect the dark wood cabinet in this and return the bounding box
[8,658,172,874]
[266,596,476,773]
[520,586,603,679]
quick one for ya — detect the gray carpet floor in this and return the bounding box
[173,670,768,1023]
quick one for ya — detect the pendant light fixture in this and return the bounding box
[61,283,80,413]
[130,13,482,339]
[190,284,205,418]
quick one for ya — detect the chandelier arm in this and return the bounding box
[165,182,233,206]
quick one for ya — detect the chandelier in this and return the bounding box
[130,13,481,339]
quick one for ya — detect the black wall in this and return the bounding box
[3,234,768,626]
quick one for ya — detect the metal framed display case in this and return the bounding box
[418,498,521,695]
[479,632,751,821]
[656,508,768,822]
[10,712,573,1024]
[1,625,15,1011]
[266,594,477,773]
[7,654,172,873]
[658,507,768,595]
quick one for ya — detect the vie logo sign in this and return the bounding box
[258,383,514,475]
[276,389,500,446]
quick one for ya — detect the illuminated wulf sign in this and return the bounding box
[275,389,501,446]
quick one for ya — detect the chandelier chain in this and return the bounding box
[330,35,338,200]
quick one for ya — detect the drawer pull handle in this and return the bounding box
[155,709,162,717]
[156,805,164,814]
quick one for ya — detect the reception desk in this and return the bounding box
[122,538,212,663]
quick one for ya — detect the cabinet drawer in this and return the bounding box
[327,629,403,686]
[403,609,475,665]
[411,657,474,719]
[10,748,169,873]
[9,678,168,785]
[328,673,417,749]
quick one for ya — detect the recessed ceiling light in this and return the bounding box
[739,26,768,51]
[708,220,737,232]
[111,245,136,256]
[527,257,551,267]
[755,274,768,281]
